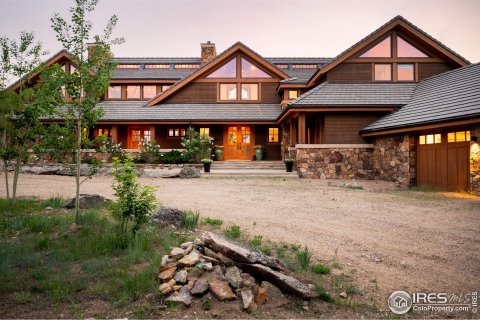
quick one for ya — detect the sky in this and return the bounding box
[0,0,479,62]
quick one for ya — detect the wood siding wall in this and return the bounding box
[322,112,387,144]
[326,63,372,83]
[254,125,281,160]
[418,63,453,81]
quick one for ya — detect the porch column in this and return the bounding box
[150,125,155,142]
[298,112,306,144]
[111,125,118,143]
[289,120,297,146]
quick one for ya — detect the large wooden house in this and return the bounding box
[10,16,480,193]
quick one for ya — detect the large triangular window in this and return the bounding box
[206,58,236,78]
[397,36,428,57]
[241,58,271,78]
[360,36,391,58]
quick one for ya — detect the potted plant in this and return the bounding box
[201,158,213,172]
[214,145,224,161]
[254,145,264,161]
[284,157,294,172]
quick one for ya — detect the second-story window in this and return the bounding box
[126,85,141,99]
[397,64,414,81]
[241,84,258,100]
[374,64,392,81]
[143,85,157,99]
[220,84,237,101]
[108,85,122,99]
[288,90,298,99]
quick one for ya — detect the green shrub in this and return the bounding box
[311,263,331,274]
[224,224,241,239]
[296,245,312,271]
[204,217,223,228]
[181,128,213,163]
[259,246,271,255]
[160,150,184,164]
[110,156,157,247]
[139,139,161,164]
[250,235,263,247]
[182,210,200,230]
[43,196,64,209]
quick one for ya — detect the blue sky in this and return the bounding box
[0,0,479,62]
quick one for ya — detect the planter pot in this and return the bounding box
[214,149,223,161]
[203,162,211,173]
[285,161,294,172]
[255,149,264,161]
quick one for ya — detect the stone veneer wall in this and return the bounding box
[470,126,480,194]
[371,134,416,186]
[295,144,374,179]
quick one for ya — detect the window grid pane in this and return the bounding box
[397,64,414,81]
[108,86,122,99]
[126,85,141,99]
[241,58,271,78]
[143,85,157,99]
[220,83,237,100]
[374,64,392,81]
[360,36,391,58]
[240,84,259,101]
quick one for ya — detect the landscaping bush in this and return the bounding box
[110,156,157,247]
[160,150,184,164]
[181,128,213,163]
[139,139,161,164]
[311,263,331,274]
[97,138,126,160]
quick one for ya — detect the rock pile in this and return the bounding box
[158,231,317,310]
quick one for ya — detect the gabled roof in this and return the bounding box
[361,63,480,134]
[289,82,417,107]
[8,49,75,91]
[306,15,470,87]
[144,42,290,107]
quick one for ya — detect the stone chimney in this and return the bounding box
[200,41,216,65]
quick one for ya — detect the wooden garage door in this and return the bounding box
[417,131,470,191]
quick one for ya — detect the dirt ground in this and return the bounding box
[2,173,479,314]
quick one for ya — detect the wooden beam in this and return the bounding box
[111,125,118,143]
[298,113,306,144]
[276,106,396,123]
[289,121,297,146]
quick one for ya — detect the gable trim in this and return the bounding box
[145,42,289,107]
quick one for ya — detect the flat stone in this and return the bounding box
[261,281,289,307]
[170,247,185,260]
[204,247,221,261]
[201,232,285,270]
[217,253,235,266]
[63,194,107,209]
[239,263,318,299]
[180,241,194,249]
[190,278,209,296]
[199,254,219,264]
[161,255,176,268]
[158,267,177,282]
[211,265,225,281]
[159,279,176,295]
[241,289,257,311]
[179,166,201,179]
[174,269,188,284]
[203,262,213,271]
[166,285,192,306]
[208,279,237,301]
[172,285,182,291]
[225,266,242,288]
[240,273,258,293]
[178,251,200,266]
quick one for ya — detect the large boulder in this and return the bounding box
[179,166,201,179]
[201,232,285,270]
[149,206,184,228]
[20,165,61,175]
[63,194,108,209]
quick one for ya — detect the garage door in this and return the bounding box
[417,131,470,191]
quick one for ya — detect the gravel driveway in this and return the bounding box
[2,173,479,310]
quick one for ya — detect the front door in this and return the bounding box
[226,125,252,160]
[128,126,151,149]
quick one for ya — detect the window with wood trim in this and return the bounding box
[174,64,200,69]
[268,128,279,143]
[448,131,470,143]
[419,134,441,145]
[240,84,259,101]
[143,85,157,99]
[200,128,210,137]
[219,83,237,101]
[288,90,298,99]
[144,64,170,69]
[374,64,392,81]
[161,85,171,92]
[168,128,186,138]
[108,85,122,99]
[207,58,237,78]
[117,64,140,69]
[276,64,289,69]
[292,64,317,69]
[95,127,111,137]
[397,36,428,58]
[360,36,391,58]
[397,64,415,81]
[126,85,141,99]
[241,58,271,78]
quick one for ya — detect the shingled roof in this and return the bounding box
[361,63,480,133]
[84,101,281,122]
[288,82,417,106]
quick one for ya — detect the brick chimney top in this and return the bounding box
[200,41,216,65]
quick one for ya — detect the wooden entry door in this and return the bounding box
[225,125,252,160]
[128,126,151,149]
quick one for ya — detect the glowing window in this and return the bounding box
[220,83,237,101]
[374,64,392,81]
[292,64,317,69]
[419,136,426,145]
[397,64,414,81]
[419,134,441,145]
[174,64,200,69]
[126,85,141,99]
[144,64,169,69]
[288,90,298,99]
[241,58,271,78]
[397,36,428,58]
[360,36,391,58]
[269,128,279,143]
[161,85,171,92]
[207,58,237,78]
[448,131,470,143]
[168,128,186,137]
[143,85,157,99]
[108,85,122,99]
[200,128,210,137]
[276,64,289,69]
[117,64,140,69]
[96,128,110,137]
[241,84,259,101]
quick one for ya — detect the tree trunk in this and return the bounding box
[75,118,82,224]
[2,159,9,200]
[12,158,20,205]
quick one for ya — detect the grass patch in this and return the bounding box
[249,235,263,247]
[311,263,331,274]
[328,182,364,190]
[182,209,200,230]
[203,217,223,228]
[43,196,65,209]
[223,224,241,239]
[296,245,312,271]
